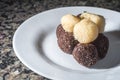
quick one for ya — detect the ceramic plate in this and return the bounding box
[13,7,120,80]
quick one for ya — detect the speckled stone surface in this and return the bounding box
[0,0,120,80]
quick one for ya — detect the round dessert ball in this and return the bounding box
[72,43,98,67]
[56,24,65,38]
[92,33,109,59]
[56,25,78,54]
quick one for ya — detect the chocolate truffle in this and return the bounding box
[72,43,98,67]
[56,24,65,38]
[56,25,78,54]
[92,33,109,59]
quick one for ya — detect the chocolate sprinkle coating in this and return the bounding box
[56,25,78,54]
[92,33,109,59]
[56,24,65,38]
[72,43,98,67]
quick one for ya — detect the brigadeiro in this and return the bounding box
[92,33,109,59]
[56,24,65,38]
[72,43,99,67]
[56,25,78,54]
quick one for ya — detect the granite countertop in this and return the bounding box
[0,0,120,80]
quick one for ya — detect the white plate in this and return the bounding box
[13,7,120,80]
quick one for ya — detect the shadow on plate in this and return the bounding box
[35,27,54,64]
[91,30,120,69]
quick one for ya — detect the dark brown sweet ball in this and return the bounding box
[56,24,65,38]
[72,43,99,67]
[56,25,79,54]
[92,33,109,59]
